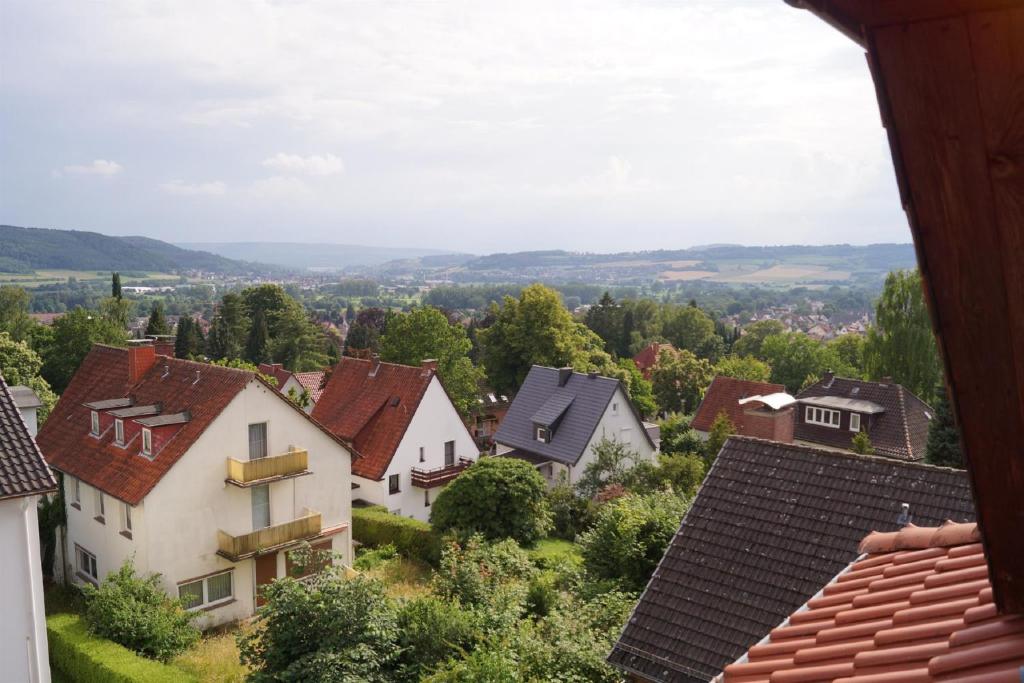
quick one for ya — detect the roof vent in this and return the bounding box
[897,503,912,527]
[161,364,170,379]
[192,370,201,385]
[390,396,400,407]
[558,367,573,387]
[369,354,381,378]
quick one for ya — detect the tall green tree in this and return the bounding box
[650,348,713,414]
[111,272,122,300]
[144,301,170,336]
[828,334,866,377]
[0,332,58,422]
[661,305,719,357]
[713,355,771,382]
[864,270,943,404]
[732,319,786,360]
[926,383,964,468]
[40,307,126,392]
[246,308,271,364]
[704,411,735,466]
[271,305,330,371]
[584,292,624,356]
[379,306,483,415]
[761,332,856,394]
[206,293,249,361]
[173,316,204,359]
[0,286,34,342]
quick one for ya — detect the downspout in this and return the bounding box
[21,496,44,683]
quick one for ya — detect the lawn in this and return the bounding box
[527,538,583,568]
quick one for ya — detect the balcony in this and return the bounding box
[217,508,321,561]
[411,457,474,489]
[226,449,309,487]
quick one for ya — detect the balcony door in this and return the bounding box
[252,484,270,530]
[444,440,455,467]
[249,422,268,460]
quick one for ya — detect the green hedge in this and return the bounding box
[353,505,441,565]
[47,613,196,683]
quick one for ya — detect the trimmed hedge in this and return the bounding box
[47,613,196,683]
[353,505,441,565]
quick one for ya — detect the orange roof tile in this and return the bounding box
[294,371,326,402]
[722,522,1024,683]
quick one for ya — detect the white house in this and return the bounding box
[494,366,658,487]
[0,375,57,683]
[311,356,479,521]
[38,342,356,628]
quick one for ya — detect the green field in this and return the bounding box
[0,270,190,288]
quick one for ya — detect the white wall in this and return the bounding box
[570,386,657,486]
[355,376,479,521]
[63,476,144,588]
[19,406,38,438]
[0,496,50,683]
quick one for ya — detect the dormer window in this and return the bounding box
[536,425,550,443]
[849,413,861,432]
[90,411,100,436]
[141,428,153,456]
[114,419,125,446]
[806,406,840,428]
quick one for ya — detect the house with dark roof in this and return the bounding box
[691,376,793,442]
[38,342,356,628]
[608,436,974,683]
[311,356,478,521]
[0,374,57,682]
[721,521,1024,683]
[633,342,675,380]
[795,372,933,461]
[493,366,657,487]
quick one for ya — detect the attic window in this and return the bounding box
[141,428,153,456]
[90,411,100,436]
[805,406,840,428]
[535,425,550,443]
[114,419,125,446]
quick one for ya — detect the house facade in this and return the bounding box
[0,375,57,683]
[311,356,479,521]
[494,366,657,487]
[38,343,355,628]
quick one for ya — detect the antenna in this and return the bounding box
[897,503,912,527]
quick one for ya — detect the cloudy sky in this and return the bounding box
[0,0,909,254]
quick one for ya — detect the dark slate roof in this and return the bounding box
[531,393,575,427]
[608,436,975,683]
[795,375,934,460]
[494,366,653,465]
[0,374,57,500]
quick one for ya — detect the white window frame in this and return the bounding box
[114,419,125,446]
[141,428,153,456]
[536,425,549,443]
[849,413,862,432]
[90,411,100,436]
[805,406,840,428]
[71,477,81,507]
[121,502,133,537]
[178,570,234,611]
[94,488,105,522]
[75,545,98,583]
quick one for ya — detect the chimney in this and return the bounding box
[822,370,835,387]
[127,341,157,383]
[147,334,176,358]
[369,354,381,378]
[558,367,573,387]
[421,359,438,376]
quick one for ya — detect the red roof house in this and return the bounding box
[691,375,792,442]
[633,342,675,379]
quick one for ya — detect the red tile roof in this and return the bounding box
[633,342,675,377]
[691,375,786,432]
[294,371,326,403]
[722,521,1024,683]
[257,363,294,388]
[311,357,433,480]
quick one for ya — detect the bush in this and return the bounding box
[82,559,199,662]
[432,535,536,608]
[546,479,590,540]
[575,438,641,500]
[625,453,706,497]
[47,613,196,683]
[353,505,441,565]
[396,596,480,680]
[578,491,691,591]
[431,457,552,545]
[353,543,398,571]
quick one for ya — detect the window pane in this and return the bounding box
[252,484,270,529]
[389,474,400,494]
[207,572,232,602]
[248,423,268,460]
[179,581,203,609]
[444,441,455,467]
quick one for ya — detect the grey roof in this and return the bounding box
[10,385,42,409]
[531,393,575,427]
[136,411,191,427]
[109,403,162,418]
[83,397,133,410]
[797,395,885,414]
[608,436,975,683]
[494,366,653,465]
[0,374,57,500]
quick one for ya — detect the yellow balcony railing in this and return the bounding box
[217,508,321,561]
[226,449,308,485]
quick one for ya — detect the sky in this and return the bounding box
[0,0,910,254]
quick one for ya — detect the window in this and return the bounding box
[94,489,105,523]
[389,474,400,494]
[114,419,125,446]
[90,411,100,436]
[419,446,425,463]
[535,425,549,443]
[251,484,270,530]
[805,406,840,428]
[849,413,862,432]
[444,440,455,467]
[178,571,233,611]
[612,402,619,415]
[76,545,98,582]
[424,489,430,507]
[248,422,268,460]
[121,503,133,538]
[70,477,81,509]
[141,428,152,456]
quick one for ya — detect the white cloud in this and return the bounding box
[58,159,123,176]
[261,153,344,176]
[159,179,227,196]
[248,176,313,201]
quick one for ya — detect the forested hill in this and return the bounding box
[0,225,257,274]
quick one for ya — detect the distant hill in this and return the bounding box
[177,241,465,270]
[0,225,257,274]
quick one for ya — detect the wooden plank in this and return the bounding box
[870,11,1024,611]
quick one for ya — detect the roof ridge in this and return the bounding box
[858,521,980,554]
[726,435,965,473]
[897,384,914,458]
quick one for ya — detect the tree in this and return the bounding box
[41,307,126,393]
[584,292,624,356]
[246,308,271,364]
[851,431,875,455]
[379,306,483,415]
[650,348,713,414]
[575,438,640,499]
[0,332,58,422]
[613,358,657,417]
[926,383,964,468]
[714,355,771,382]
[658,413,704,456]
[173,316,204,359]
[661,305,718,357]
[0,286,34,342]
[431,457,552,544]
[111,272,122,300]
[271,304,330,371]
[760,332,856,394]
[864,269,943,404]
[477,284,613,394]
[827,334,866,377]
[704,410,735,465]
[732,319,786,360]
[206,292,248,361]
[345,302,356,323]
[145,301,170,336]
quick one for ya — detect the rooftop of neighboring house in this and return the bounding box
[795,373,934,461]
[721,521,1024,683]
[9,385,42,410]
[607,436,975,683]
[312,356,461,480]
[38,344,349,505]
[633,342,676,375]
[0,374,57,501]
[493,365,655,466]
[258,362,296,389]
[294,371,327,403]
[690,375,787,433]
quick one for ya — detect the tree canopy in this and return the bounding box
[650,347,713,414]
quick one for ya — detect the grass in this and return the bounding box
[527,538,583,568]
[172,627,249,683]
[44,581,85,616]
[363,555,434,600]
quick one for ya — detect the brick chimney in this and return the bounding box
[558,367,573,387]
[743,405,795,443]
[127,341,157,383]
[421,359,438,376]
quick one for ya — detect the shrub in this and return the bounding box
[396,596,480,680]
[851,430,875,455]
[575,438,640,500]
[546,479,590,540]
[525,572,559,618]
[353,505,441,565]
[82,559,199,662]
[659,413,704,456]
[578,491,691,591]
[47,613,196,683]
[431,457,552,545]
[704,410,735,465]
[625,453,706,497]
[353,543,398,571]
[432,535,536,608]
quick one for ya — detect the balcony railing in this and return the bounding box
[411,457,474,489]
[217,508,321,561]
[226,449,309,486]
